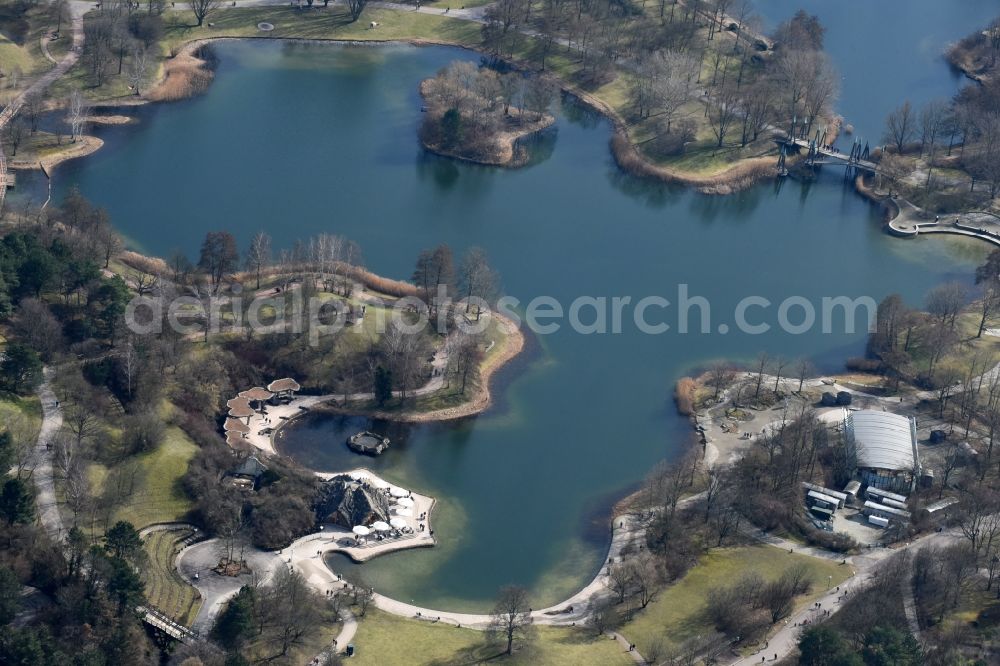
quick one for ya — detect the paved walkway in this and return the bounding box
[319,512,648,630]
[177,538,282,635]
[728,528,963,664]
[242,349,450,454]
[900,556,921,642]
[175,469,429,651]
[611,631,647,664]
[887,198,1000,248]
[0,0,86,209]
[163,0,489,22]
[32,369,66,543]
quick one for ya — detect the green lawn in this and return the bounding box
[0,35,36,78]
[0,393,42,439]
[142,528,203,626]
[901,310,1000,379]
[88,423,197,529]
[56,5,483,103]
[160,6,482,53]
[51,3,770,180]
[0,4,53,77]
[621,545,852,657]
[423,0,496,9]
[351,609,635,666]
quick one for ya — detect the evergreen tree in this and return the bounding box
[104,521,143,562]
[213,586,256,650]
[0,478,36,526]
[374,365,392,406]
[0,342,43,393]
[798,625,863,666]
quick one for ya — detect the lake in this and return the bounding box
[32,1,999,611]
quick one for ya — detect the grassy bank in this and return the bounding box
[0,4,58,105]
[620,545,851,657]
[160,6,482,54]
[142,527,203,626]
[5,131,104,171]
[0,393,42,436]
[86,420,197,529]
[351,609,635,665]
[46,3,780,191]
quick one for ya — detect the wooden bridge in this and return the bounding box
[137,605,201,645]
[777,136,879,175]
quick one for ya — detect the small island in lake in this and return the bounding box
[347,430,391,456]
[419,61,557,167]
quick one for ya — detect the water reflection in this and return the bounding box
[50,39,988,610]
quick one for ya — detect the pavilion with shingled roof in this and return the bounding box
[225,431,247,448]
[224,417,250,434]
[226,397,254,422]
[239,387,273,408]
[267,378,300,401]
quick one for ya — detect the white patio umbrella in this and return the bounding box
[371,521,391,532]
[393,507,413,517]
[389,517,408,529]
[396,497,415,508]
[352,525,371,536]
[389,486,409,498]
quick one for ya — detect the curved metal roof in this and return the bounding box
[846,410,916,472]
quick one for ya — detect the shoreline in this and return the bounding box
[946,36,990,84]
[75,33,783,194]
[7,134,104,172]
[316,311,526,424]
[262,310,526,439]
[420,119,555,168]
[855,172,1000,248]
[418,78,556,167]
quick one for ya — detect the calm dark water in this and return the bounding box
[38,21,991,610]
[757,0,1000,143]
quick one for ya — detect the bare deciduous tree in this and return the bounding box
[245,230,272,290]
[66,91,89,142]
[487,585,533,655]
[458,246,498,318]
[346,0,368,21]
[190,0,221,26]
[884,100,917,152]
[126,45,149,95]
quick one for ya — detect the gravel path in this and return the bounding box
[176,539,282,635]
[32,369,66,543]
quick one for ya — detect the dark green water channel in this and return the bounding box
[29,7,997,609]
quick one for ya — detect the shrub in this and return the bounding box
[651,119,697,157]
[845,357,882,372]
[674,377,697,416]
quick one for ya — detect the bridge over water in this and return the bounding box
[777,136,879,175]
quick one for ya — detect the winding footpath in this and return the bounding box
[887,199,1000,247]
[0,1,86,209]
[32,369,66,543]
[9,5,966,661]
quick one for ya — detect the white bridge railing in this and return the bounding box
[0,146,7,214]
